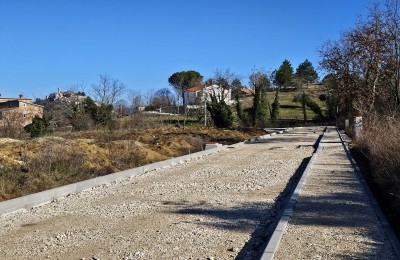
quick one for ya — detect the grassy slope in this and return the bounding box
[241,85,328,120]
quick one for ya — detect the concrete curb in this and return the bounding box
[0,145,228,216]
[263,128,291,135]
[260,127,326,260]
[246,128,293,144]
[337,128,400,259]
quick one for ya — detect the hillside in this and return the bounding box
[240,84,328,120]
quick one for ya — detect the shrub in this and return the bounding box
[206,94,233,128]
[293,92,324,120]
[71,113,94,130]
[319,93,327,101]
[305,98,324,119]
[24,116,52,137]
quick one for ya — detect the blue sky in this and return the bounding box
[0,0,374,100]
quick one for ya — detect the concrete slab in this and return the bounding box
[271,127,399,260]
[260,127,326,260]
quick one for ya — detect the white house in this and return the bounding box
[184,84,233,107]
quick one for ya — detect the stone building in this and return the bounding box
[0,95,44,127]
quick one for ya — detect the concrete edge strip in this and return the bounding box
[247,128,293,144]
[260,126,327,260]
[0,144,228,216]
[0,129,282,216]
[337,128,400,259]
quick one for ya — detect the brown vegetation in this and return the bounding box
[353,115,400,237]
[0,126,264,201]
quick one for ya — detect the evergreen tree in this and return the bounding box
[275,59,294,89]
[250,71,270,126]
[206,94,233,128]
[82,97,114,126]
[293,92,309,122]
[168,70,203,106]
[235,93,244,124]
[271,89,280,123]
[322,74,340,119]
[231,78,243,98]
[295,59,319,84]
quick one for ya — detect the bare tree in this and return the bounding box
[384,0,400,107]
[92,74,127,105]
[126,90,147,129]
[114,99,129,117]
[128,90,143,113]
[319,2,396,116]
[144,88,156,107]
[206,69,239,104]
[70,81,87,94]
[0,110,24,138]
[150,88,174,108]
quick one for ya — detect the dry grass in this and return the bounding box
[0,140,95,200]
[354,114,400,233]
[356,116,400,187]
[0,126,265,201]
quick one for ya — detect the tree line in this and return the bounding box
[22,58,321,137]
[318,1,400,232]
[319,0,400,119]
[167,59,319,128]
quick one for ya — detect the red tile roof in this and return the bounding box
[185,85,203,92]
[240,88,254,95]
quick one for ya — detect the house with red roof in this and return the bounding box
[240,87,255,96]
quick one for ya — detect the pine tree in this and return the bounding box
[275,59,294,89]
[271,89,280,123]
[207,94,233,128]
[250,72,270,126]
[295,59,319,83]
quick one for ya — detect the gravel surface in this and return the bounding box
[0,127,324,260]
[273,127,397,260]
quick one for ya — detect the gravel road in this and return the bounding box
[0,127,324,260]
[273,127,397,259]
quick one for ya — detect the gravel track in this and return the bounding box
[0,127,324,260]
[273,127,397,259]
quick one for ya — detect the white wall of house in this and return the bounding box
[184,85,233,106]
